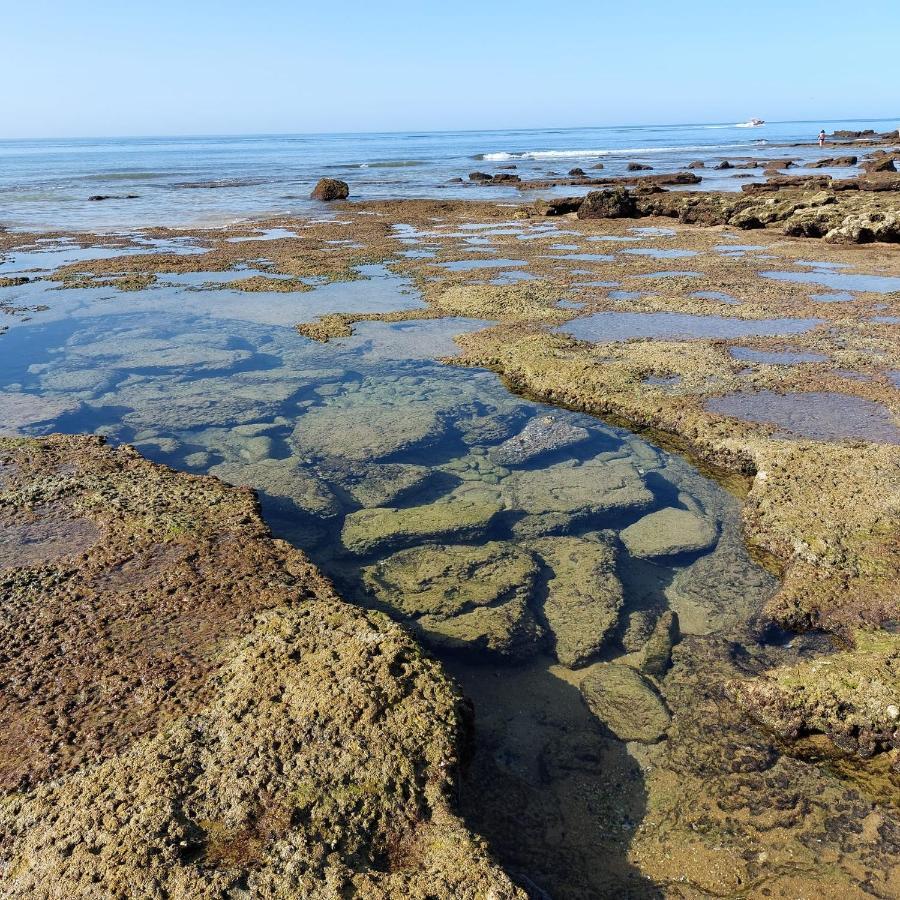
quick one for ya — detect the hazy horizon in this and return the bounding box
[2,114,899,143]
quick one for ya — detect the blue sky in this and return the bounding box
[3,0,895,138]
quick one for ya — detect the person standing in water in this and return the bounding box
[818,129,826,147]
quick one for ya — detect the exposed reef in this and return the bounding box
[0,435,522,899]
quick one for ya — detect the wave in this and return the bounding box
[169,177,271,189]
[476,143,753,161]
[328,160,426,170]
[80,172,172,181]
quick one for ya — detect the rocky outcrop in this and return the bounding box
[823,210,900,243]
[729,630,900,760]
[862,154,897,174]
[568,167,586,177]
[0,435,522,898]
[577,187,638,219]
[808,155,858,167]
[579,664,671,743]
[627,162,653,171]
[310,178,349,201]
[533,197,583,216]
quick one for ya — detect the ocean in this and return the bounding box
[1,117,897,231]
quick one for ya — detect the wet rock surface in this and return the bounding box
[362,541,543,657]
[488,414,590,465]
[2,196,900,897]
[620,507,719,559]
[579,663,671,742]
[0,435,521,898]
[530,534,623,667]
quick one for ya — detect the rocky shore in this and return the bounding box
[0,435,522,899]
[1,170,899,895]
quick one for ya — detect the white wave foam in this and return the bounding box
[481,143,750,161]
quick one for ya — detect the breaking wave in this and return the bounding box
[475,144,757,161]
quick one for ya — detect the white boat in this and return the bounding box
[737,118,766,128]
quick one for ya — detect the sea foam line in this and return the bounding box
[478,143,759,161]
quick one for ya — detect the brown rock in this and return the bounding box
[310,178,349,201]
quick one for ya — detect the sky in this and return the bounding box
[3,0,896,139]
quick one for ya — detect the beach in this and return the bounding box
[1,127,899,899]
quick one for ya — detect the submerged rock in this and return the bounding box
[210,458,342,517]
[363,541,543,657]
[341,500,502,556]
[638,610,680,677]
[530,534,623,667]
[310,177,349,201]
[504,456,654,537]
[579,664,671,743]
[292,398,444,461]
[620,507,718,559]
[324,460,434,508]
[0,435,522,898]
[488,414,590,466]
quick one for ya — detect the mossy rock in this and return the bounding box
[579,663,671,743]
[503,457,654,534]
[292,398,444,462]
[529,534,623,667]
[620,507,718,560]
[729,629,900,759]
[342,501,502,556]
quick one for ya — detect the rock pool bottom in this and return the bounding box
[2,287,899,895]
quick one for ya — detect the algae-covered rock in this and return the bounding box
[341,500,502,556]
[664,533,778,635]
[579,664,671,743]
[488,414,590,466]
[363,541,536,617]
[621,610,656,652]
[363,542,543,658]
[321,460,434,508]
[504,456,653,536]
[293,400,444,462]
[729,629,900,759]
[620,507,718,560]
[310,177,349,201]
[530,534,623,667]
[210,458,342,517]
[638,610,680,677]
[419,596,543,658]
[0,435,523,898]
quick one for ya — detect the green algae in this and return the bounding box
[341,500,503,556]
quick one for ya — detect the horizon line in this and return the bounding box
[1,115,898,144]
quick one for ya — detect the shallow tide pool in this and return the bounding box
[0,248,891,898]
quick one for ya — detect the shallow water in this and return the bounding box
[729,346,829,364]
[762,268,900,293]
[439,257,528,271]
[4,118,899,230]
[706,390,900,443]
[558,311,823,342]
[0,254,894,896]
